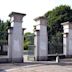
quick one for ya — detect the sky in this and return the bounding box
[0,0,72,32]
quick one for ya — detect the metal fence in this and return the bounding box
[48,34,63,54]
[0,32,8,56]
[27,45,35,61]
[27,33,63,60]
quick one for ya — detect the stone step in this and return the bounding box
[60,58,72,62]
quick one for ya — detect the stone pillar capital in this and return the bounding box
[63,33,68,38]
[61,21,70,26]
[34,30,40,36]
[8,27,13,34]
[22,28,26,35]
[34,16,47,26]
[61,21,71,34]
[9,12,26,22]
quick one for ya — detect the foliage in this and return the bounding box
[0,20,10,41]
[0,20,11,52]
[45,5,72,34]
[45,5,72,54]
[24,32,34,50]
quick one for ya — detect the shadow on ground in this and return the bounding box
[0,69,6,72]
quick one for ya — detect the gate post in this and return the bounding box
[34,30,40,60]
[34,16,48,60]
[9,12,26,62]
[61,21,72,57]
[8,27,13,62]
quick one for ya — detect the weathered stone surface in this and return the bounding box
[8,12,26,62]
[34,16,48,61]
[61,22,72,56]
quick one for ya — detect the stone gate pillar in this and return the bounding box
[61,21,72,56]
[9,12,26,62]
[34,30,40,60]
[8,27,13,62]
[34,16,48,60]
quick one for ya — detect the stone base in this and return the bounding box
[0,58,11,63]
[12,58,23,63]
[65,55,72,58]
[34,56,48,61]
[0,58,23,63]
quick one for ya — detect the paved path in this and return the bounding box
[0,61,72,72]
[0,55,72,72]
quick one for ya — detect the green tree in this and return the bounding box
[0,20,11,54]
[45,5,72,35]
[44,5,72,54]
[0,20,10,40]
[24,32,34,50]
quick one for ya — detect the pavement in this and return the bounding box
[0,61,72,72]
[0,55,72,72]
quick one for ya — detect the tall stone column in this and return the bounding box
[34,30,40,60]
[9,12,26,62]
[34,16,48,60]
[61,21,72,56]
[8,27,13,62]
